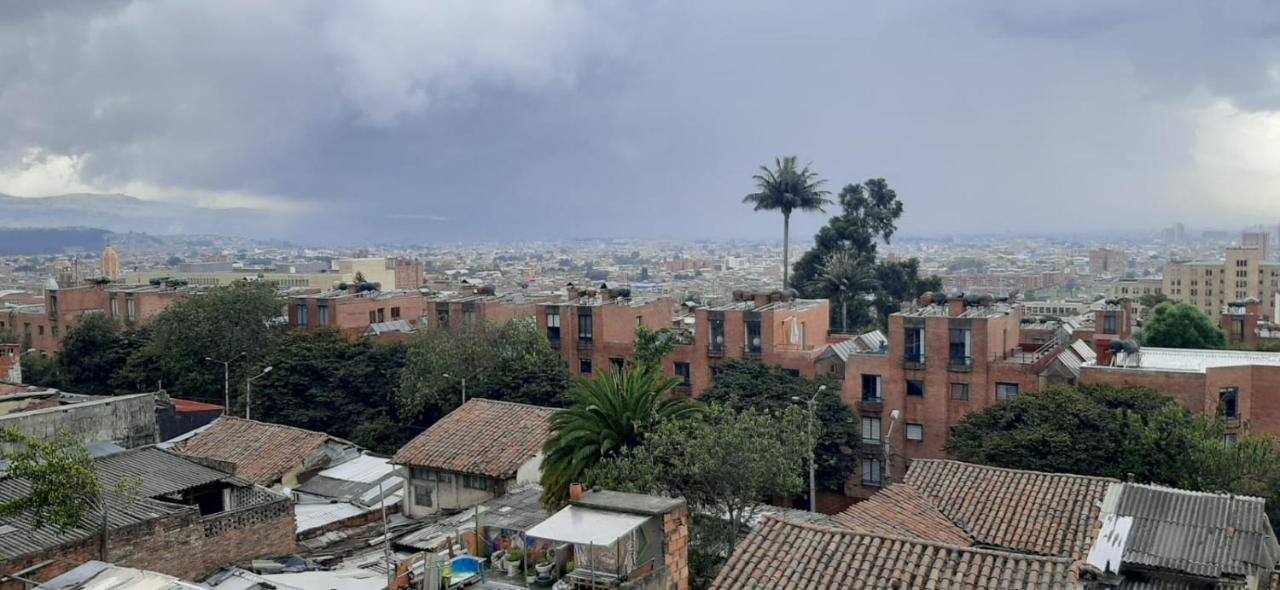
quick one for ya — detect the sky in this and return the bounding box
[0,0,1278,244]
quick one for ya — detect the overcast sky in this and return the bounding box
[1,1,1278,243]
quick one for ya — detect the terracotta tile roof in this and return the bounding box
[904,459,1116,559]
[391,398,556,478]
[710,517,1080,590]
[170,416,329,485]
[831,483,973,547]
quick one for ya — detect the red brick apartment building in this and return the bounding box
[288,289,426,339]
[842,296,1053,498]
[1220,298,1280,349]
[425,291,548,330]
[535,291,673,380]
[0,283,188,353]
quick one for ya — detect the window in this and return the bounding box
[546,309,561,342]
[610,357,626,373]
[391,306,401,320]
[1219,387,1239,419]
[413,484,433,507]
[861,416,881,443]
[37,325,43,336]
[861,458,883,487]
[369,310,377,324]
[110,296,119,318]
[462,475,489,491]
[709,318,725,352]
[1103,313,1117,334]
[907,380,924,398]
[905,423,924,441]
[463,310,476,326]
[578,312,594,344]
[51,326,58,338]
[580,359,593,374]
[996,382,1019,401]
[318,305,330,326]
[377,308,386,323]
[436,308,450,328]
[1224,433,1238,447]
[297,304,308,327]
[861,374,882,402]
[948,328,971,367]
[674,362,692,387]
[126,297,136,321]
[1232,319,1246,341]
[48,295,57,316]
[904,326,925,364]
[710,365,724,379]
[783,368,800,377]
[745,320,762,354]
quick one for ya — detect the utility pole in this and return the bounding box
[884,409,901,484]
[205,352,244,414]
[793,385,826,512]
[246,366,273,420]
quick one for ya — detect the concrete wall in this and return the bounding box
[0,393,156,452]
[403,467,508,518]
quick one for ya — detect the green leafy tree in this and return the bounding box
[1140,302,1227,349]
[1138,292,1169,309]
[790,179,902,290]
[19,354,64,389]
[700,360,857,492]
[0,429,101,530]
[252,330,414,453]
[742,156,832,288]
[809,249,879,334]
[1195,434,1280,530]
[399,319,571,423]
[946,384,1220,486]
[631,326,678,371]
[870,258,942,327]
[587,405,811,578]
[117,283,282,404]
[57,314,143,395]
[540,366,701,508]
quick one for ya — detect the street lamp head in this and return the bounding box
[442,373,451,379]
[818,385,828,392]
[790,396,802,402]
[263,366,273,374]
[205,357,214,362]
[890,409,901,421]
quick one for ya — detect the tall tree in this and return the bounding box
[540,366,701,508]
[790,179,903,290]
[700,360,857,492]
[742,156,832,288]
[632,326,678,371]
[398,319,571,424]
[252,330,414,453]
[809,249,879,334]
[57,314,143,395]
[1140,302,1227,349]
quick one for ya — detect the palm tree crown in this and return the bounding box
[743,156,832,288]
[540,366,702,507]
[812,249,879,333]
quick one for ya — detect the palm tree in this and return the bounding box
[812,249,879,334]
[540,366,702,507]
[743,156,832,289]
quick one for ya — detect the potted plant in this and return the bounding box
[505,550,524,577]
[536,547,555,576]
[490,549,505,568]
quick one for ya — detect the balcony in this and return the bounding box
[860,395,883,410]
[947,356,974,373]
[576,338,593,350]
[743,346,763,360]
[903,354,926,370]
[707,345,724,358]
[548,337,561,348]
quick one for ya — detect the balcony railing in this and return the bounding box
[577,338,593,349]
[948,356,974,372]
[861,394,883,406]
[743,346,763,359]
[707,345,724,358]
[903,354,926,370]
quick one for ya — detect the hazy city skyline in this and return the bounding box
[0,1,1277,243]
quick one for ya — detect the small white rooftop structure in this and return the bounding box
[525,505,648,546]
[1105,347,1280,373]
[36,561,203,590]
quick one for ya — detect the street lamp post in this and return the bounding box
[793,384,827,512]
[442,373,467,405]
[884,409,902,485]
[245,366,273,420]
[205,352,245,415]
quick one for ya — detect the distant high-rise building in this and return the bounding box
[101,245,120,281]
[1088,248,1127,276]
[1243,231,1272,260]
[1163,244,1280,318]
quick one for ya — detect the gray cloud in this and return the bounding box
[0,1,1277,243]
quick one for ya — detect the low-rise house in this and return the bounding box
[167,416,359,490]
[291,454,402,538]
[1,447,296,590]
[33,561,206,590]
[713,459,1280,589]
[392,398,555,517]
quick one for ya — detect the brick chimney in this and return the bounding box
[569,483,584,502]
[947,297,966,317]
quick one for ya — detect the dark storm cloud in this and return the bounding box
[0,1,1277,243]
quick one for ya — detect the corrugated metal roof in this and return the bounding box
[35,561,205,590]
[0,478,191,559]
[1109,348,1280,373]
[95,447,232,498]
[1110,483,1280,580]
[315,454,393,484]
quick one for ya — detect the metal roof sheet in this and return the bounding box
[95,447,232,498]
[1108,347,1280,373]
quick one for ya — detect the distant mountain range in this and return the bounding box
[0,193,282,238]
